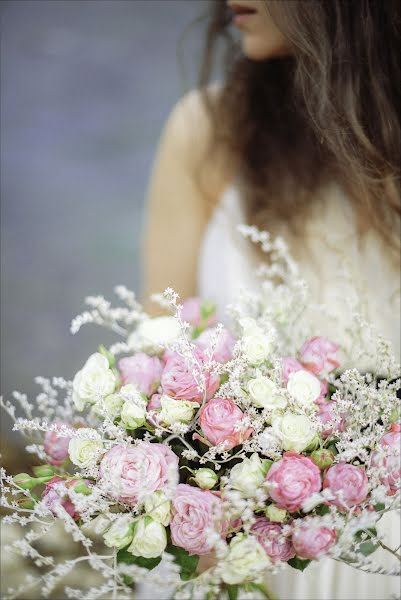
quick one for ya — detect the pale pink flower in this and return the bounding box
[316,401,344,438]
[161,351,219,402]
[170,483,225,555]
[42,477,79,520]
[44,421,71,466]
[99,442,178,505]
[118,353,163,397]
[371,424,401,496]
[266,452,321,513]
[282,357,303,385]
[196,327,235,363]
[323,463,368,509]
[181,298,217,329]
[251,517,295,563]
[199,397,253,450]
[300,336,340,376]
[146,394,162,426]
[292,519,336,559]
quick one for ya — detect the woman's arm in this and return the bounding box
[141,90,227,313]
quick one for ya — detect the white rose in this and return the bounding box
[120,393,147,430]
[127,517,167,559]
[72,353,116,410]
[103,515,135,549]
[248,377,287,410]
[287,369,320,408]
[229,453,270,497]
[272,413,317,452]
[222,534,270,585]
[128,317,181,355]
[239,317,260,336]
[158,395,199,426]
[242,334,272,366]
[144,490,171,526]
[193,468,218,490]
[93,393,124,418]
[68,429,103,468]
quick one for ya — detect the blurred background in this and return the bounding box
[1,0,209,446]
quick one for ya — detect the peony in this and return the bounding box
[248,376,287,411]
[128,516,167,558]
[229,454,271,497]
[266,452,322,512]
[158,395,199,425]
[195,327,235,363]
[300,336,340,376]
[251,517,295,563]
[42,477,79,520]
[170,483,225,555]
[323,463,368,509]
[272,413,317,453]
[44,421,71,466]
[316,400,344,438]
[72,353,116,410]
[118,353,163,397]
[103,515,135,549]
[99,442,178,505]
[292,518,336,559]
[144,490,171,526]
[181,297,217,329]
[221,534,270,585]
[68,429,103,468]
[371,425,401,495]
[287,369,321,408]
[161,351,219,403]
[128,316,181,355]
[199,397,253,450]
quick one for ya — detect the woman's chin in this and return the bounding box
[241,35,292,61]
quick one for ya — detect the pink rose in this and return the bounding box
[146,393,162,426]
[371,425,401,496]
[251,517,295,563]
[317,401,345,438]
[99,442,178,505]
[300,336,340,376]
[292,519,336,559]
[161,351,219,402]
[196,327,236,364]
[282,357,303,385]
[323,463,368,509]
[44,421,71,466]
[181,298,217,329]
[170,483,225,555]
[199,397,253,450]
[266,453,321,512]
[42,476,79,520]
[118,353,163,396]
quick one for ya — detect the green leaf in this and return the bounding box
[98,344,116,369]
[374,502,385,512]
[287,557,312,571]
[315,504,331,516]
[117,548,161,570]
[247,583,276,599]
[165,545,199,581]
[354,528,378,557]
[226,584,239,600]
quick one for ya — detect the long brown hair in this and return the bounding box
[199,0,400,253]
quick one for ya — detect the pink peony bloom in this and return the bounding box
[170,483,225,555]
[323,463,368,509]
[44,421,71,466]
[195,327,236,364]
[161,351,219,402]
[181,298,217,329]
[316,401,345,438]
[199,397,253,450]
[292,519,336,559]
[99,442,178,505]
[371,425,401,496]
[251,517,295,563]
[299,336,340,376]
[118,353,163,397]
[146,394,162,426]
[282,357,304,385]
[42,477,79,520]
[266,452,322,513]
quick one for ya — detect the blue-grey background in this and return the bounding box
[0,0,209,439]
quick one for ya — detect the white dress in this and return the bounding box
[198,183,401,600]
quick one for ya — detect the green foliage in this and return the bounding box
[165,545,199,581]
[355,528,378,556]
[117,548,161,570]
[287,557,312,571]
[226,584,239,600]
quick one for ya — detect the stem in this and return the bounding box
[378,540,401,561]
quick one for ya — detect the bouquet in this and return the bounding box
[1,226,400,600]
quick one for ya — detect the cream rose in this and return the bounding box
[222,534,271,585]
[229,453,271,497]
[68,429,103,468]
[248,376,287,410]
[158,395,199,426]
[272,413,317,452]
[242,334,272,366]
[287,369,321,408]
[128,317,181,355]
[93,393,124,418]
[72,353,116,411]
[144,490,171,526]
[103,515,135,549]
[127,517,167,558]
[193,468,218,490]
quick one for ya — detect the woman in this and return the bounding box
[141,1,400,598]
